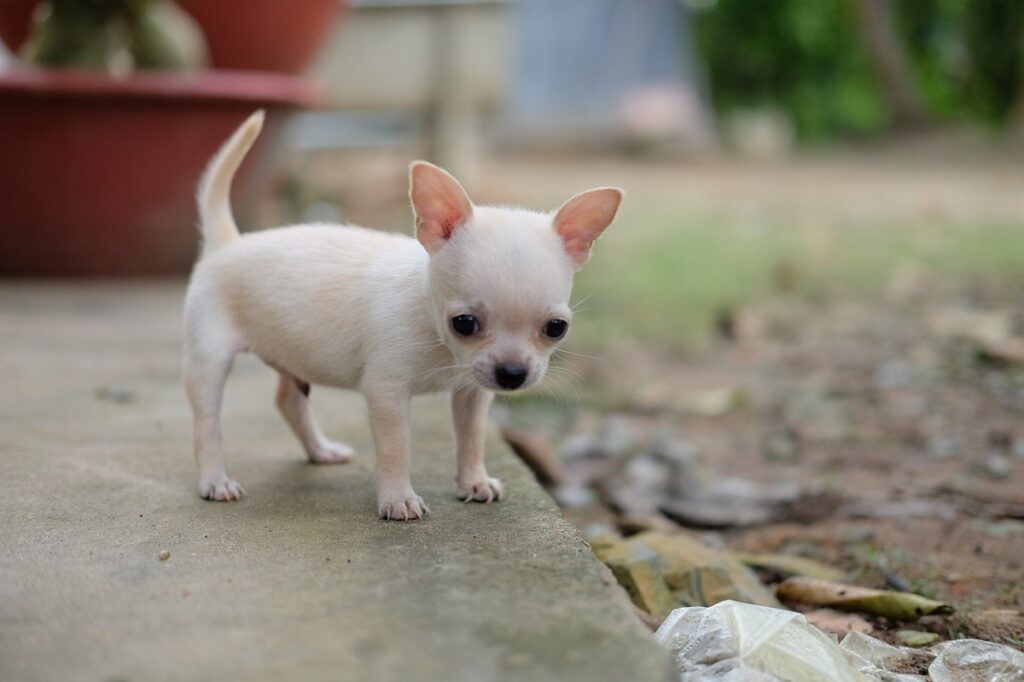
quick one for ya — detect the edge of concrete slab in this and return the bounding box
[0,284,672,682]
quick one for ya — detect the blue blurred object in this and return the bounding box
[510,0,711,143]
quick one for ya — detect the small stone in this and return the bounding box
[158,550,170,561]
[984,453,1012,479]
[552,483,597,509]
[927,436,958,460]
[974,519,1024,538]
[842,527,876,544]
[597,415,636,458]
[559,434,600,461]
[896,630,940,648]
[623,455,671,488]
[582,523,619,541]
[874,359,912,389]
[653,438,699,467]
[652,438,700,487]
[764,430,801,462]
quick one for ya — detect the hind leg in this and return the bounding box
[275,372,353,464]
[184,330,243,501]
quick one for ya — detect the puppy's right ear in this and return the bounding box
[409,161,474,253]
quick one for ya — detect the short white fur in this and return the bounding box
[183,111,623,520]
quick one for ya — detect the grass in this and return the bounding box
[569,198,1024,352]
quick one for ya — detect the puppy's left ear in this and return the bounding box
[553,187,623,268]
[410,161,474,253]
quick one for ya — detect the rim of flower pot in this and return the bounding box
[0,67,322,107]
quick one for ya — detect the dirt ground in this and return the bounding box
[532,283,1024,647]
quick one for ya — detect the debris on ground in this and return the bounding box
[896,630,941,648]
[657,602,1024,681]
[733,553,846,582]
[96,386,138,404]
[839,630,935,678]
[590,531,781,617]
[505,285,1024,656]
[776,577,953,621]
[589,535,676,620]
[927,639,1024,681]
[158,550,170,561]
[660,478,801,529]
[655,600,866,682]
[803,609,873,637]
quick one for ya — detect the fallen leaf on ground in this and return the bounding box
[734,552,846,582]
[500,426,568,488]
[776,577,953,621]
[589,535,677,620]
[634,531,782,608]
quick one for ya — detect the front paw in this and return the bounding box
[378,487,429,521]
[199,473,244,501]
[456,474,504,503]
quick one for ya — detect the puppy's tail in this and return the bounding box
[196,110,264,257]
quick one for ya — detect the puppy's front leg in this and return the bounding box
[452,385,503,503]
[367,388,428,520]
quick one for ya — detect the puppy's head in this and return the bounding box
[410,161,622,393]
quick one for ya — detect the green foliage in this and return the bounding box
[694,0,888,141]
[694,0,1024,140]
[962,1,1024,123]
[23,0,197,71]
[900,0,1024,125]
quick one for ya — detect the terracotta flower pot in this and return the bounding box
[0,0,345,73]
[0,69,320,276]
[0,0,37,53]
[177,0,344,73]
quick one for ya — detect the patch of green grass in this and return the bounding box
[569,199,1024,352]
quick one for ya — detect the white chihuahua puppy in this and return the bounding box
[183,111,622,520]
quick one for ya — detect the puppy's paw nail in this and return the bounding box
[308,440,354,464]
[199,475,244,502]
[456,476,503,504]
[378,491,429,521]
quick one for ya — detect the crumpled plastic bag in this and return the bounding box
[928,639,1024,682]
[654,600,867,681]
[839,631,932,681]
[654,600,1024,682]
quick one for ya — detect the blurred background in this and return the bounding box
[1,0,1023,644]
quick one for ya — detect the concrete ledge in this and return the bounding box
[0,284,669,682]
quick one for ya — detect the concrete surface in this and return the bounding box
[0,283,670,682]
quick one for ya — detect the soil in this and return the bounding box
[525,284,1024,648]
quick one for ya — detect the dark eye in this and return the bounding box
[451,314,480,337]
[543,319,568,339]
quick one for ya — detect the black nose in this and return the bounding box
[494,364,528,390]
